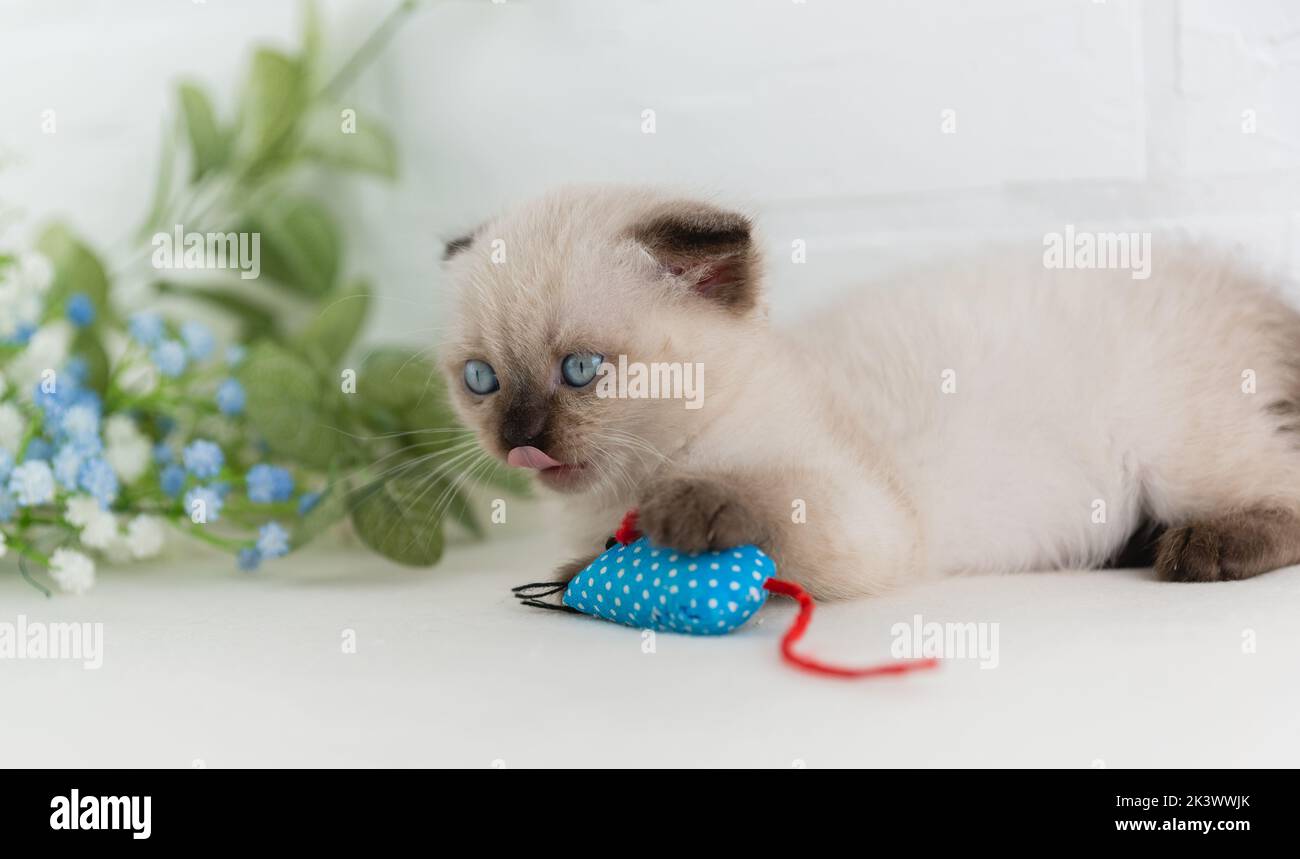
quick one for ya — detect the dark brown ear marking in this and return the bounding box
[442,233,476,261]
[629,203,758,312]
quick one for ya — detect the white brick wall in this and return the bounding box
[3,0,1299,332]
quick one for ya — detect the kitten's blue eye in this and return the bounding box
[561,353,604,388]
[463,359,499,395]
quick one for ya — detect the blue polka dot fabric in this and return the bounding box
[563,537,775,635]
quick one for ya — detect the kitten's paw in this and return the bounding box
[637,475,764,553]
[1155,523,1252,582]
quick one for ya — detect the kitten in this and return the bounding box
[440,185,1300,598]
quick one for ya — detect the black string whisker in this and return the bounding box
[519,599,582,614]
[511,581,570,598]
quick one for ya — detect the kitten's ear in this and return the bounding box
[443,224,484,262]
[442,233,475,260]
[628,202,759,313]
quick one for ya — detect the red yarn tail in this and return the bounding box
[763,578,939,679]
[614,508,642,545]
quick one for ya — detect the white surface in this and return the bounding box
[3,529,1298,768]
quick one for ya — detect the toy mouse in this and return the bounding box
[514,510,938,680]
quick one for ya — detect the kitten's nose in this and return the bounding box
[500,400,550,451]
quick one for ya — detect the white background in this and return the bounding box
[3,0,1300,331]
[3,1,1300,768]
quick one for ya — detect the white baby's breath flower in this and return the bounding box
[80,508,119,550]
[107,439,151,484]
[0,402,25,454]
[64,494,102,527]
[11,322,72,392]
[0,532,7,559]
[103,534,133,564]
[18,252,53,293]
[0,253,53,341]
[104,415,135,446]
[49,548,95,595]
[125,515,165,559]
[116,360,158,397]
[104,415,151,483]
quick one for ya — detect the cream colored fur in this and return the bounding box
[441,186,1300,598]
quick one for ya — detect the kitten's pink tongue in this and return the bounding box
[507,446,563,470]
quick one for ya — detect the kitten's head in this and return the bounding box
[439,186,766,494]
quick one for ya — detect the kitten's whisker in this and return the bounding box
[376,444,486,549]
[329,427,476,442]
[315,438,483,500]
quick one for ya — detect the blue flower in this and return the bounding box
[8,460,55,506]
[215,378,245,416]
[160,463,186,497]
[129,311,165,346]
[59,403,100,444]
[33,381,102,435]
[256,521,290,559]
[153,443,173,464]
[183,485,224,522]
[152,340,187,377]
[0,489,17,523]
[78,457,119,507]
[182,440,224,479]
[271,469,293,499]
[246,464,293,503]
[181,321,215,361]
[0,449,14,482]
[52,445,84,490]
[64,357,88,385]
[66,293,96,327]
[8,323,34,346]
[238,547,262,571]
[32,378,77,423]
[297,491,321,516]
[226,344,246,367]
[23,439,53,463]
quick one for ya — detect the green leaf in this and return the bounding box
[36,223,111,324]
[237,341,343,468]
[300,0,324,87]
[71,328,110,394]
[244,196,340,295]
[295,279,369,363]
[239,47,307,170]
[292,483,348,548]
[155,280,282,340]
[349,474,446,566]
[356,346,450,428]
[137,117,178,239]
[301,109,398,178]
[438,478,484,538]
[178,82,229,180]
